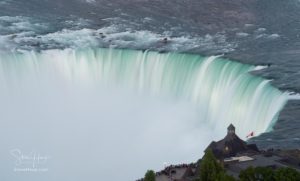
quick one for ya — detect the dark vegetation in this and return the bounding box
[144,170,155,181]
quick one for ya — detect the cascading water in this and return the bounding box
[0,48,289,137]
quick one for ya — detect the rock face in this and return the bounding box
[205,124,259,159]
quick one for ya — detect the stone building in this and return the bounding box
[205,124,259,159]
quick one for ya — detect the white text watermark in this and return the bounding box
[10,149,51,172]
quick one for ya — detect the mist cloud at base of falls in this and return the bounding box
[0,80,211,181]
[0,59,214,181]
[0,48,289,181]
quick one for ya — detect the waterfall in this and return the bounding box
[0,48,289,137]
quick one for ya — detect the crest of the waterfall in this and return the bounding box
[0,48,289,137]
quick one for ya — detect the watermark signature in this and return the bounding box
[10,149,51,172]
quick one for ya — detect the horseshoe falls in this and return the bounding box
[0,48,288,137]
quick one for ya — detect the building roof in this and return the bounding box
[224,156,254,162]
[205,124,259,159]
[228,124,235,131]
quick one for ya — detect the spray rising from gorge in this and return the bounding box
[0,48,289,137]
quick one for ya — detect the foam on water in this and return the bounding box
[0,15,236,53]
